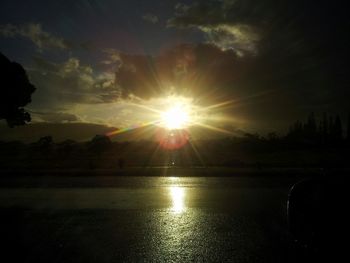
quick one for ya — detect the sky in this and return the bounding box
[1,0,350,140]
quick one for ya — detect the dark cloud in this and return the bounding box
[168,0,350,61]
[0,23,72,50]
[101,48,122,66]
[165,1,350,118]
[115,43,247,100]
[142,13,159,24]
[28,56,120,109]
[30,111,80,123]
[0,23,96,53]
[168,1,260,56]
[168,1,350,58]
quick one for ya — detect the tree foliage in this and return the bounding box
[287,112,345,145]
[0,53,36,127]
[88,135,112,154]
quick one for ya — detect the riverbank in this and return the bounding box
[1,166,349,178]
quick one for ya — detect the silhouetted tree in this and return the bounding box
[327,115,343,144]
[118,158,125,169]
[347,113,350,142]
[35,136,54,155]
[287,120,303,141]
[88,135,112,154]
[328,115,334,138]
[0,53,36,127]
[333,115,343,142]
[286,112,346,147]
[267,132,279,142]
[304,112,317,142]
[320,112,329,144]
[57,139,76,157]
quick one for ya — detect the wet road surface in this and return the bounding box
[0,176,301,262]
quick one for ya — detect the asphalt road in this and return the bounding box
[0,176,302,262]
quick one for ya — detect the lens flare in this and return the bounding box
[156,128,190,150]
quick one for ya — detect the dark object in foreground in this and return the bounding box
[0,52,35,127]
[287,176,347,259]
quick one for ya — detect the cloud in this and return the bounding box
[142,13,159,24]
[198,24,260,56]
[0,23,72,50]
[101,48,123,68]
[110,35,350,131]
[166,0,350,113]
[113,43,245,100]
[4,0,347,131]
[31,111,81,123]
[28,56,120,109]
[168,1,260,56]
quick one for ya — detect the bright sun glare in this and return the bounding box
[161,105,190,130]
[106,94,239,142]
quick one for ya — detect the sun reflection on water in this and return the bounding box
[169,186,186,213]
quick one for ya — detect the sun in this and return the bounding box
[157,96,194,130]
[161,105,190,130]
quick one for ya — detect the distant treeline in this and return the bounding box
[286,113,349,146]
[0,113,349,170]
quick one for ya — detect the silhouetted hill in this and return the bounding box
[0,122,116,143]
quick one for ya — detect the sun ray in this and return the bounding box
[106,120,159,137]
[187,139,206,167]
[203,114,245,125]
[201,99,236,111]
[129,103,163,114]
[193,122,236,136]
[146,141,162,167]
[200,88,277,112]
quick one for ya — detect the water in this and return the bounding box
[0,176,300,262]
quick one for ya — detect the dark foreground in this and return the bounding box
[0,175,324,262]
